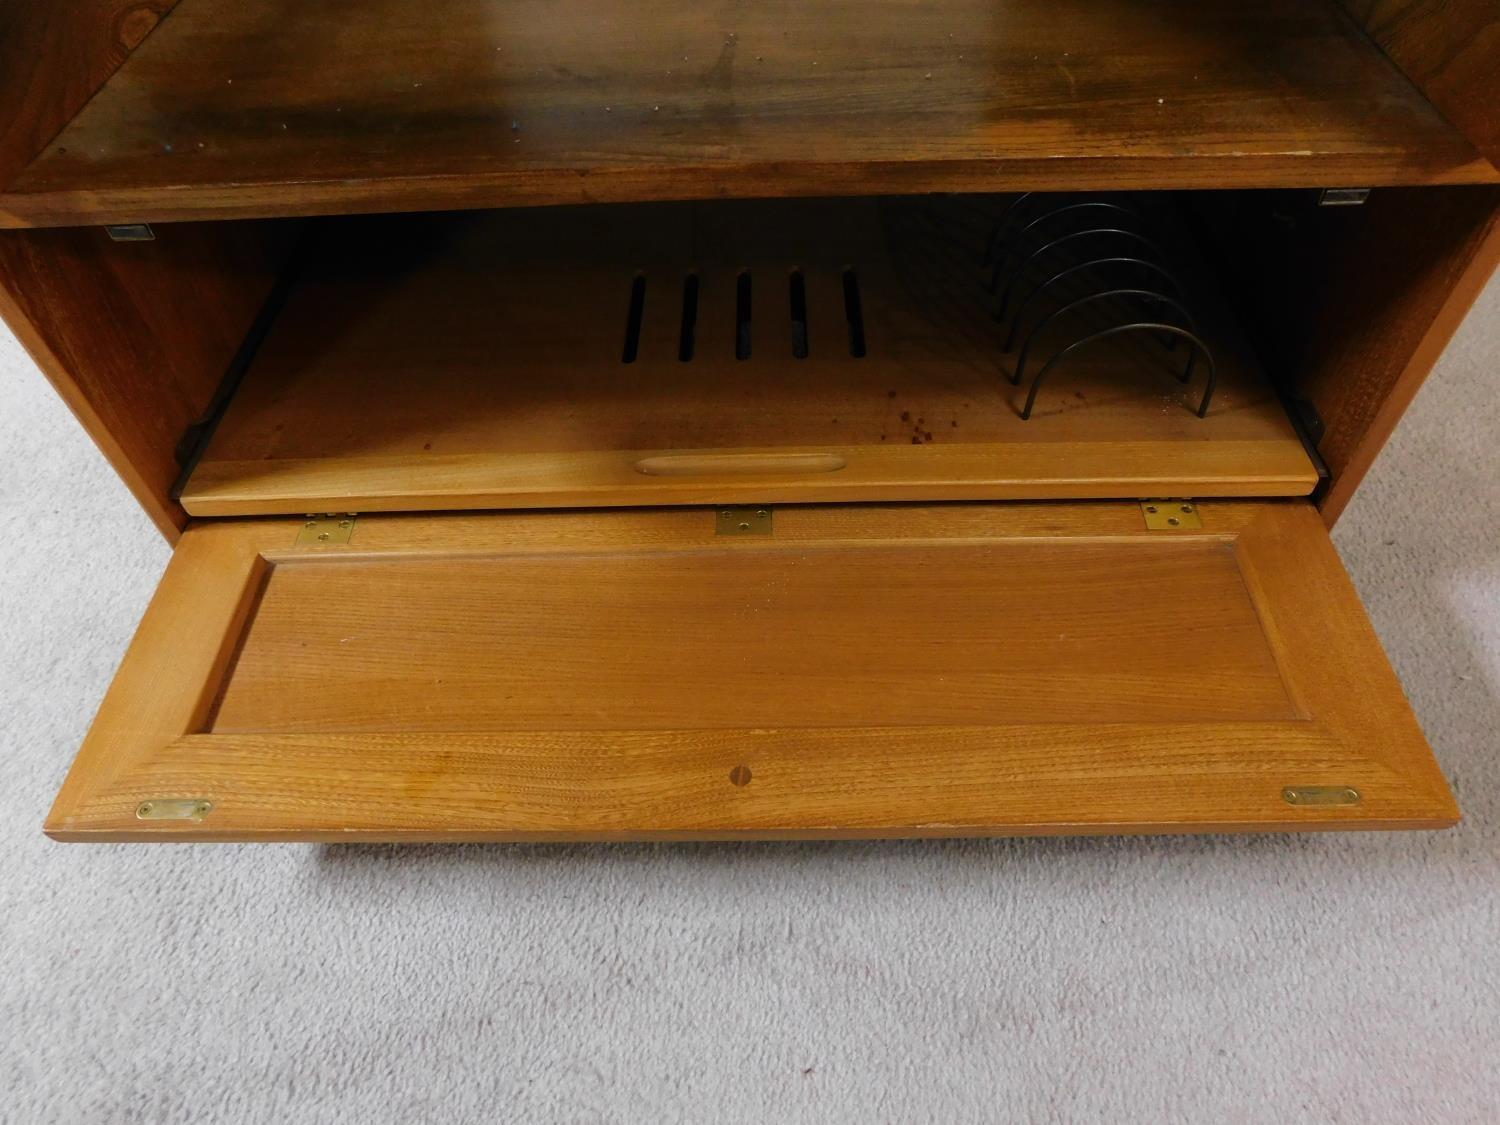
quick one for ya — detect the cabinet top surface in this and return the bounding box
[1,0,1494,227]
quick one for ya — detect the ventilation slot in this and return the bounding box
[735,271,752,360]
[678,273,699,362]
[621,274,646,364]
[789,270,809,359]
[842,269,867,358]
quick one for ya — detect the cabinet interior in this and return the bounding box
[155,184,1500,516]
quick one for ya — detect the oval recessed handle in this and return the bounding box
[634,452,847,477]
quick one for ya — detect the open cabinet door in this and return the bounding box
[46,500,1456,841]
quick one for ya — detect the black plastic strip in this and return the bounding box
[735,271,752,360]
[621,273,646,363]
[789,270,809,359]
[678,273,699,362]
[841,269,866,358]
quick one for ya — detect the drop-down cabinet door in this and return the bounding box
[46,500,1456,842]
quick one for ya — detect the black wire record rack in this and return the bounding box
[979,192,1218,420]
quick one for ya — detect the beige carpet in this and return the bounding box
[1,275,1497,1123]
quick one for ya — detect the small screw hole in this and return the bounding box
[729,765,752,787]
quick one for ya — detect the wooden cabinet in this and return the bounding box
[3,0,1497,841]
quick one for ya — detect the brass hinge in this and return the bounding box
[716,506,773,536]
[296,513,358,546]
[1140,499,1201,530]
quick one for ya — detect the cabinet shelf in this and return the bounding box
[176,195,1320,516]
[1,0,1494,228]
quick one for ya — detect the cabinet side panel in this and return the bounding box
[1342,0,1500,165]
[1192,186,1500,525]
[0,223,296,539]
[0,0,181,188]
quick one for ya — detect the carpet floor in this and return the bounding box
[2,275,1498,1124]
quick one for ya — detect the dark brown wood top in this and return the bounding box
[0,0,178,187]
[1342,0,1500,165]
[2,0,1494,227]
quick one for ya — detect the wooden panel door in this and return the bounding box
[46,501,1456,841]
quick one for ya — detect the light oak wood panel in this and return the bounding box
[1,0,1494,228]
[181,199,1316,514]
[0,221,297,538]
[209,540,1294,732]
[45,501,1457,841]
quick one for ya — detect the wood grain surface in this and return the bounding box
[1190,184,1500,524]
[0,0,177,188]
[0,221,297,538]
[1342,0,1500,165]
[1,0,1493,227]
[180,198,1316,514]
[45,501,1457,841]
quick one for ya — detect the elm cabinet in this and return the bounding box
[3,0,1497,841]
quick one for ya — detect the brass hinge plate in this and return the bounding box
[1140,499,1201,530]
[296,513,357,546]
[1283,785,1361,807]
[136,798,213,821]
[715,507,773,536]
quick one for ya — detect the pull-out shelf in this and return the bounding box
[47,500,1456,841]
[176,197,1319,515]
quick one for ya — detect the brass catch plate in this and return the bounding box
[105,223,155,242]
[716,507,773,536]
[136,799,213,821]
[1283,785,1361,807]
[1141,500,1201,530]
[296,514,357,546]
